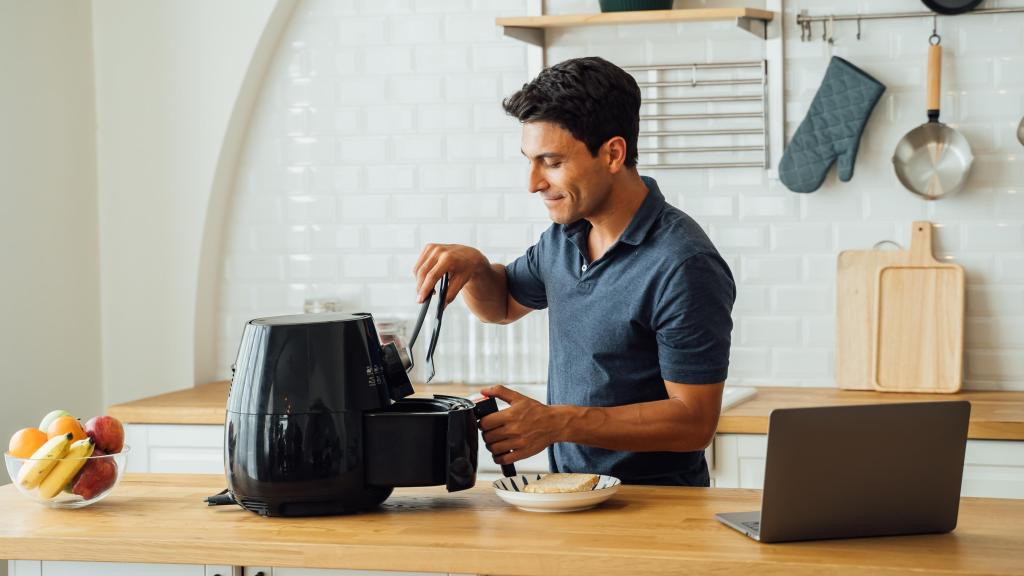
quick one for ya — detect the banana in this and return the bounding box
[17,432,73,490]
[37,437,94,500]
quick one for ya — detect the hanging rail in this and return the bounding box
[796,5,1024,42]
[627,61,768,170]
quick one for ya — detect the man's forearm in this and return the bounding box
[463,263,513,324]
[550,398,718,453]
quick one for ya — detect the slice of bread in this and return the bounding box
[523,473,600,494]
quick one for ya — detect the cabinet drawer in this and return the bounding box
[125,424,225,474]
[41,561,205,576]
[269,568,442,575]
[962,440,1024,499]
[710,434,766,489]
[712,434,1024,499]
[476,445,548,475]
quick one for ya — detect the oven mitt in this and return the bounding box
[779,56,886,193]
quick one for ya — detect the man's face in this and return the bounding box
[520,121,613,225]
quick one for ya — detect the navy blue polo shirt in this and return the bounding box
[505,176,735,486]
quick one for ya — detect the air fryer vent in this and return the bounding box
[239,499,270,516]
[281,500,349,516]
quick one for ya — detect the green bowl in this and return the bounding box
[599,0,674,12]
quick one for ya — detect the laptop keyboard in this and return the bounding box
[742,521,761,532]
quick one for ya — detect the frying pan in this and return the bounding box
[892,35,974,200]
[921,0,985,15]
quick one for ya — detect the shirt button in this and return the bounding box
[581,264,588,272]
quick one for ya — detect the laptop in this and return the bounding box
[716,401,971,543]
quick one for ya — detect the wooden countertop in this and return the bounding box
[2,474,1022,575]
[719,386,1024,440]
[106,381,482,425]
[108,381,1024,441]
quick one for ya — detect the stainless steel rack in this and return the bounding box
[797,5,1024,42]
[625,62,768,170]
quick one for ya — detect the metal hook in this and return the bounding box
[821,19,827,42]
[798,10,809,42]
[828,15,835,45]
[856,17,862,41]
[690,63,697,87]
[929,15,941,45]
[872,240,904,251]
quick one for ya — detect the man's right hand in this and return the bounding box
[413,244,490,305]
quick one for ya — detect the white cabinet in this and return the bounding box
[709,433,1024,499]
[7,561,207,576]
[124,425,225,474]
[124,423,548,479]
[270,565,446,569]
[8,561,40,576]
[708,434,768,489]
[475,444,548,480]
[8,564,460,576]
[962,440,1024,499]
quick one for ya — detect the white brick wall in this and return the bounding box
[218,0,1024,390]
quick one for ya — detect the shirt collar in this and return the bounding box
[563,176,665,246]
[619,176,665,246]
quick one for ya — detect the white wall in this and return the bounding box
[0,0,102,480]
[91,0,292,404]
[218,0,1024,391]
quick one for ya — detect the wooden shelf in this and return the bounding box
[496,8,775,44]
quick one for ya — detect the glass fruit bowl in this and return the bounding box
[4,445,130,508]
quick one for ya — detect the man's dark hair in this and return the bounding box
[502,56,641,168]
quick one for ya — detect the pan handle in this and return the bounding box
[927,38,941,122]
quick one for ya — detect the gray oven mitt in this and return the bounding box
[779,56,885,193]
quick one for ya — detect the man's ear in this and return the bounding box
[602,136,628,174]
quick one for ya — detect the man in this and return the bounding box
[413,57,735,486]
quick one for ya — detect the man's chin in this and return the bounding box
[547,211,575,225]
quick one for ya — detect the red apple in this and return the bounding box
[71,456,118,500]
[64,448,106,495]
[84,415,124,453]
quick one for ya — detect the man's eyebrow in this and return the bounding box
[520,150,564,161]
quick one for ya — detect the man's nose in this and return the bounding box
[528,164,548,194]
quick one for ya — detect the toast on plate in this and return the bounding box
[523,473,600,494]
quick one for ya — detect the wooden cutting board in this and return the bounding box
[872,222,964,393]
[836,246,907,390]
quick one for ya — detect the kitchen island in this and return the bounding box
[2,474,1023,575]
[105,382,1024,499]
[108,381,1024,440]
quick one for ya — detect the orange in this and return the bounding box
[8,427,48,458]
[47,415,87,443]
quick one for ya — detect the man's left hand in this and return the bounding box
[478,385,562,465]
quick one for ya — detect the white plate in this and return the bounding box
[493,474,621,513]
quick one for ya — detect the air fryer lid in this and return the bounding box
[229,312,405,416]
[248,311,369,326]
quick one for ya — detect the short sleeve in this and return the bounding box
[505,241,548,310]
[652,253,735,384]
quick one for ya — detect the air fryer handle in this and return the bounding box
[473,397,517,478]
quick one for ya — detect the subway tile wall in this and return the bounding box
[218,0,1024,390]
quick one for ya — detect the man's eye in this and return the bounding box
[546,161,562,169]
